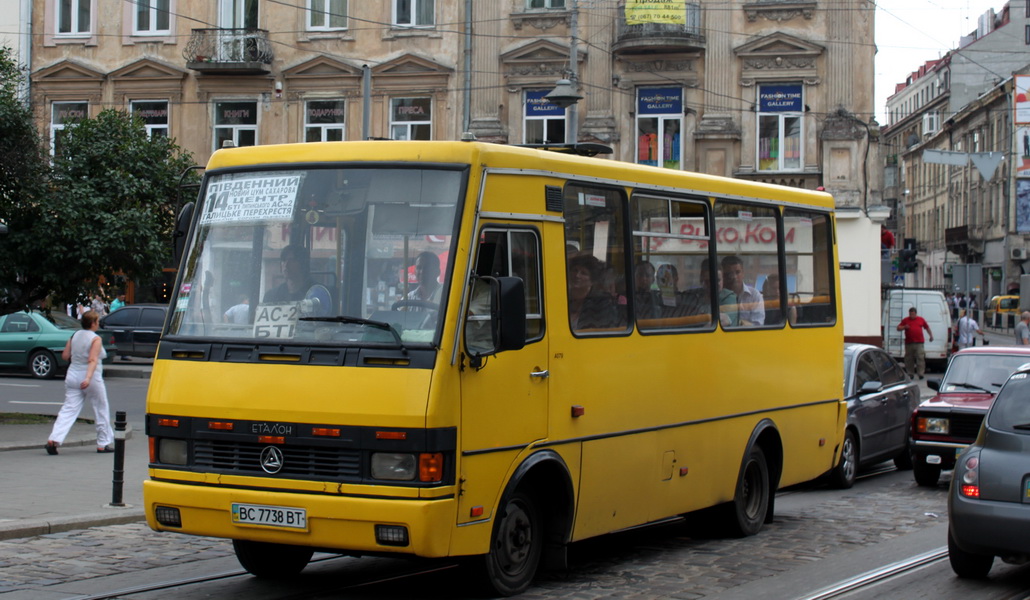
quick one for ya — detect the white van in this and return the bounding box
[882,289,951,369]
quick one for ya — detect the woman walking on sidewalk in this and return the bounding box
[44,310,114,455]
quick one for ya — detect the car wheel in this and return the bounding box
[232,540,312,579]
[28,350,57,379]
[948,528,993,579]
[893,440,913,471]
[723,446,770,537]
[476,490,543,597]
[830,430,858,489]
[913,460,941,487]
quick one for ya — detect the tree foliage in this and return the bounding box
[0,50,198,313]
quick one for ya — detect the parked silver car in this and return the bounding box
[831,344,921,488]
[947,362,1030,578]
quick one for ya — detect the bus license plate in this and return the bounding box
[232,503,307,530]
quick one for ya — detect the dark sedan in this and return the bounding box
[830,343,921,488]
[0,310,117,378]
[100,303,168,359]
[948,362,1030,578]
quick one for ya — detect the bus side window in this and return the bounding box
[784,209,836,326]
[466,228,545,348]
[563,185,630,335]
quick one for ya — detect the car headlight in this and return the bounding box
[371,453,417,481]
[916,416,949,434]
[158,439,188,465]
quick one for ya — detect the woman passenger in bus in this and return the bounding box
[263,244,331,316]
[567,253,620,331]
[681,258,738,327]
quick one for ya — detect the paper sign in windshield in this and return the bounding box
[200,175,301,225]
[254,303,299,339]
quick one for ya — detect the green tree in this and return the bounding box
[0,45,51,311]
[0,94,198,313]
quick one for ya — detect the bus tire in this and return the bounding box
[478,490,543,597]
[829,430,857,489]
[726,446,770,537]
[232,539,313,579]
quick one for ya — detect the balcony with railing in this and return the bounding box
[612,3,704,55]
[183,29,274,74]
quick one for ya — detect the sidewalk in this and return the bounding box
[0,360,153,541]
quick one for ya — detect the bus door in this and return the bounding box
[457,225,548,524]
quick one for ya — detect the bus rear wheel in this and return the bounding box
[232,539,313,579]
[478,490,543,597]
[725,446,770,537]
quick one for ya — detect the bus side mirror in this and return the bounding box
[173,201,195,266]
[464,276,526,365]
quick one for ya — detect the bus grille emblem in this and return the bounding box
[260,446,284,474]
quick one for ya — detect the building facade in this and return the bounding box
[27,0,881,341]
[883,1,1030,301]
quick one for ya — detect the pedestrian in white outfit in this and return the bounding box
[955,310,984,350]
[45,310,114,454]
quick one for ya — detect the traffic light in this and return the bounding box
[899,247,918,273]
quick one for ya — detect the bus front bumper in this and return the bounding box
[143,479,457,557]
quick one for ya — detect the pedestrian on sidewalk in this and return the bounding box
[1016,312,1030,345]
[44,310,114,455]
[955,310,984,350]
[897,306,934,379]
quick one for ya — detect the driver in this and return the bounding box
[263,244,331,316]
[406,251,442,306]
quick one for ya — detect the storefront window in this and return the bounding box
[636,87,683,169]
[757,84,803,172]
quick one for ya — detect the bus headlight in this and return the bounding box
[371,453,417,480]
[916,417,949,434]
[158,439,188,465]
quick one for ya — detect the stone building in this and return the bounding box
[25,0,880,340]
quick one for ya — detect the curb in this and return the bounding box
[0,509,146,541]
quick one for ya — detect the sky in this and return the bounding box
[875,0,1004,122]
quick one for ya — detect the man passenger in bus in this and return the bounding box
[681,258,738,327]
[407,251,443,307]
[567,253,620,330]
[263,244,331,316]
[721,255,765,326]
[632,261,661,319]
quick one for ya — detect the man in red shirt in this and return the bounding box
[897,306,934,379]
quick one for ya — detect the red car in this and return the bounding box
[911,346,1030,487]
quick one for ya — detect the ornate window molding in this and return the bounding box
[742,1,817,22]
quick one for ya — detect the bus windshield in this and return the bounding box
[167,166,464,346]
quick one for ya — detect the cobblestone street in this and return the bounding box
[0,472,950,598]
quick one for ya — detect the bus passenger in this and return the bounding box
[263,244,331,316]
[633,261,661,319]
[682,258,738,327]
[567,253,620,330]
[721,255,765,326]
[655,264,683,315]
[407,251,443,306]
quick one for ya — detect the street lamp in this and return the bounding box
[543,79,582,109]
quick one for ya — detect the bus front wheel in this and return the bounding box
[725,446,770,537]
[478,490,543,597]
[232,539,313,579]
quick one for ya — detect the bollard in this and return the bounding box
[110,411,129,507]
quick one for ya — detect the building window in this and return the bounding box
[309,0,347,30]
[134,0,170,35]
[131,100,169,139]
[305,100,345,142]
[528,0,565,8]
[394,0,434,27]
[213,101,258,150]
[1026,23,1030,44]
[524,89,566,144]
[390,97,431,140]
[51,101,88,156]
[636,87,683,169]
[57,0,91,35]
[757,83,803,172]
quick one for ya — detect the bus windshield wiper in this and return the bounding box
[947,382,991,393]
[299,316,407,353]
[1012,423,1030,430]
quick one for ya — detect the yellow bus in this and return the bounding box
[144,140,844,595]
